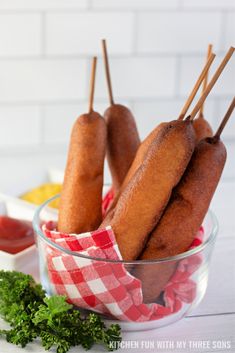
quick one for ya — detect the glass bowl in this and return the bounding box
[33,195,218,331]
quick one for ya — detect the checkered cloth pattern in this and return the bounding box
[42,189,203,322]
[102,187,114,216]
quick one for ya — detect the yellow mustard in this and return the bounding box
[20,183,62,208]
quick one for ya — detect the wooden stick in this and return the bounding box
[102,39,114,105]
[200,44,213,116]
[88,56,97,114]
[190,47,235,121]
[178,52,215,120]
[214,97,235,139]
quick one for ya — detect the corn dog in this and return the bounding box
[193,113,213,143]
[58,58,107,234]
[104,122,167,218]
[100,118,196,260]
[104,52,215,217]
[105,47,233,277]
[134,48,234,302]
[135,97,235,303]
[193,44,213,142]
[102,40,140,193]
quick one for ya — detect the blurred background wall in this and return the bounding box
[0,0,234,194]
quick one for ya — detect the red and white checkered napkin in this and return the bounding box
[102,188,114,216]
[42,220,203,322]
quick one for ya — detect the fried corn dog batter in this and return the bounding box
[101,119,195,260]
[135,98,235,303]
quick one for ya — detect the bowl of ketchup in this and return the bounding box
[0,216,35,254]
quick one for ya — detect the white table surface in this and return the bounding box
[0,180,234,353]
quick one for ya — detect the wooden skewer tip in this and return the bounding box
[101,39,114,105]
[178,52,216,121]
[189,47,235,121]
[88,56,97,114]
[200,44,213,115]
[214,97,235,139]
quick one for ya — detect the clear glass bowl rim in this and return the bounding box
[33,194,218,265]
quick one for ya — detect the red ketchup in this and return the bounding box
[0,216,35,254]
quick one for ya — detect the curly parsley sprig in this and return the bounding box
[0,271,121,353]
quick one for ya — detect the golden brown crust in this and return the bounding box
[123,122,167,188]
[136,138,226,303]
[105,122,168,216]
[193,113,213,143]
[58,111,107,234]
[101,120,195,261]
[104,104,140,192]
[132,262,177,304]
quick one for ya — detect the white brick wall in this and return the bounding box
[0,0,234,193]
[0,59,87,102]
[0,106,41,147]
[46,12,135,55]
[95,57,176,99]
[224,12,235,50]
[179,55,235,97]
[0,14,41,56]
[0,0,89,10]
[181,0,235,9]
[137,12,222,54]
[91,0,180,10]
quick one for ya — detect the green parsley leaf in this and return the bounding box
[0,270,121,352]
